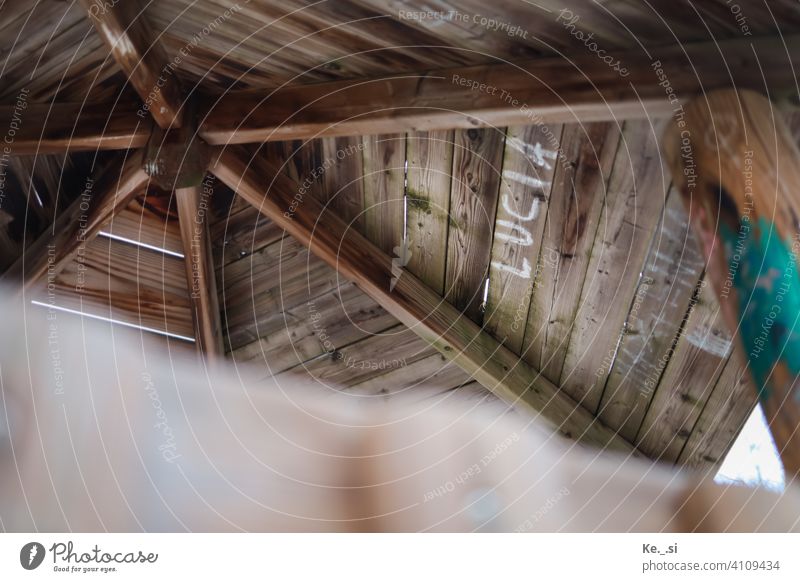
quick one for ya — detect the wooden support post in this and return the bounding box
[79,0,184,129]
[209,146,632,452]
[1,151,149,292]
[176,182,223,358]
[663,89,800,481]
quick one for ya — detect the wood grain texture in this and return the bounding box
[79,0,184,128]
[663,88,800,480]
[1,102,152,155]
[104,196,184,256]
[361,133,405,254]
[445,127,504,323]
[597,188,705,441]
[559,120,669,412]
[176,184,223,357]
[230,281,396,377]
[405,130,453,295]
[32,234,193,339]
[636,281,734,463]
[1,151,150,292]
[199,35,800,145]
[677,353,757,472]
[522,122,620,384]
[210,145,634,451]
[485,123,561,354]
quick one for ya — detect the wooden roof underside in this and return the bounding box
[3,0,800,475]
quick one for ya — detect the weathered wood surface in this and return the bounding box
[0,102,152,155]
[79,0,185,128]
[636,281,734,463]
[198,36,800,145]
[405,130,453,295]
[362,134,405,254]
[230,281,396,376]
[210,145,634,451]
[33,234,193,339]
[176,184,223,356]
[522,122,620,383]
[663,89,800,480]
[559,120,669,411]
[444,127,504,323]
[104,196,184,256]
[485,123,560,354]
[2,151,150,292]
[597,187,705,441]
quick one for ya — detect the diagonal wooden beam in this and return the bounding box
[1,150,149,292]
[199,35,799,145]
[79,0,184,129]
[1,101,152,155]
[175,182,223,358]
[208,146,632,452]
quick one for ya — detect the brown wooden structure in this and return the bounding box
[3,0,800,482]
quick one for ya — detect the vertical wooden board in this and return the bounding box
[598,187,705,441]
[444,127,505,323]
[559,120,669,412]
[406,130,453,295]
[636,281,734,462]
[677,352,757,471]
[318,135,366,234]
[485,123,561,354]
[362,134,405,254]
[522,122,620,382]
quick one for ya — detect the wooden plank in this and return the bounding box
[33,235,193,339]
[104,196,184,256]
[444,127,504,323]
[176,183,223,357]
[361,134,405,254]
[198,35,800,144]
[210,203,285,267]
[1,151,150,292]
[522,122,620,383]
[663,88,800,479]
[273,324,437,388]
[485,123,561,353]
[1,102,152,155]
[318,136,366,232]
[677,353,757,471]
[559,120,669,412]
[636,281,734,462]
[597,187,705,440]
[219,237,338,350]
[405,130,453,295]
[210,146,633,451]
[230,282,396,376]
[346,352,472,398]
[79,0,184,128]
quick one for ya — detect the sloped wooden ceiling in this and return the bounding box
[3,0,800,477]
[207,120,763,472]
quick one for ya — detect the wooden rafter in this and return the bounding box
[3,102,151,155]
[4,35,797,156]
[79,0,184,129]
[1,150,149,292]
[198,35,800,145]
[208,146,632,451]
[175,184,223,357]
